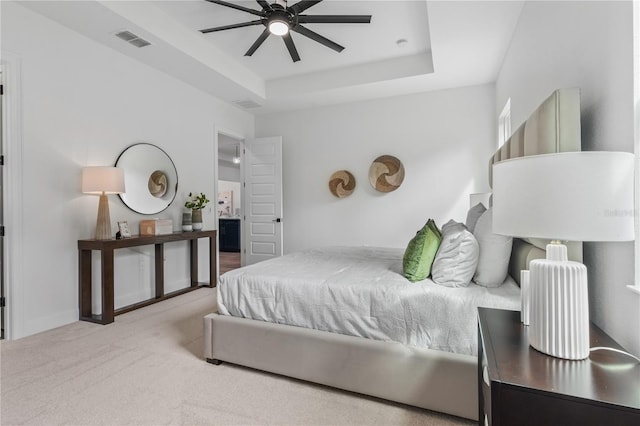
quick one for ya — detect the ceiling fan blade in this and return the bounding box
[282,32,301,62]
[204,0,264,17]
[290,1,323,14]
[200,20,263,34]
[298,15,372,24]
[245,28,271,56]
[256,0,272,10]
[292,25,344,53]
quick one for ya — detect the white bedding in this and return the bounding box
[217,246,520,355]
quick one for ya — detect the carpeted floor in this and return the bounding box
[0,288,475,425]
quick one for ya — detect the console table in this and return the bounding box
[78,230,217,325]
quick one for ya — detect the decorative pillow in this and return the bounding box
[472,208,513,287]
[431,220,480,288]
[465,202,487,233]
[403,219,442,282]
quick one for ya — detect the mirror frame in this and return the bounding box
[115,143,178,215]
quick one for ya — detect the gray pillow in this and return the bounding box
[431,220,480,288]
[472,208,513,287]
[465,202,487,233]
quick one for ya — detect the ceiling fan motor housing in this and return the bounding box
[266,5,296,31]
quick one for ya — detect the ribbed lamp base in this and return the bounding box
[529,243,589,360]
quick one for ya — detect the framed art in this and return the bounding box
[117,221,131,238]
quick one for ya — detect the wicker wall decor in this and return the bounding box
[148,170,168,198]
[329,170,356,198]
[368,155,405,192]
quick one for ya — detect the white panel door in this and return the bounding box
[243,137,283,265]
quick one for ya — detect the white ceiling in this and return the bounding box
[154,1,432,80]
[19,0,524,115]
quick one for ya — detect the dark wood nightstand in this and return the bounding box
[477,308,640,426]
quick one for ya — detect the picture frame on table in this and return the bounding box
[117,221,131,238]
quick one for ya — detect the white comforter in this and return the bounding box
[217,246,520,355]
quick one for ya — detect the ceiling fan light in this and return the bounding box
[269,20,289,36]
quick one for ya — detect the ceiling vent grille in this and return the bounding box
[233,99,262,109]
[115,30,151,48]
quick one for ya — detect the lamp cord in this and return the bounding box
[590,346,640,363]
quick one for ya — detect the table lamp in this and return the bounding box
[492,152,635,360]
[82,166,125,240]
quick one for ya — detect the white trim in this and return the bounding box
[24,308,77,338]
[632,0,640,293]
[1,53,25,339]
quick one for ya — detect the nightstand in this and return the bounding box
[477,308,640,426]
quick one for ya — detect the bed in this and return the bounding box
[203,88,582,420]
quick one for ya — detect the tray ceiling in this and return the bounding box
[18,1,524,114]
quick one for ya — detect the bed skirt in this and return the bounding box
[203,313,478,420]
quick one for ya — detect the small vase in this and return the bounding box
[182,211,193,232]
[192,209,203,231]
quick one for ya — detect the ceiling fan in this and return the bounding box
[200,0,372,62]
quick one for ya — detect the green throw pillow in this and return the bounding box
[403,219,442,282]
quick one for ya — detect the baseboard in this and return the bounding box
[22,308,78,339]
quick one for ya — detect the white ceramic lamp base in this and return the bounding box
[529,243,589,360]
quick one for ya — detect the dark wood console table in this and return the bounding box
[78,230,217,325]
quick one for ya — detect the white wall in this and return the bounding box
[496,0,639,355]
[1,2,254,339]
[256,84,496,253]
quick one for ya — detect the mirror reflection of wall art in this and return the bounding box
[369,155,405,193]
[116,143,178,214]
[148,170,168,198]
[329,170,356,198]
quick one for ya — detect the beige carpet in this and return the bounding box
[0,288,474,425]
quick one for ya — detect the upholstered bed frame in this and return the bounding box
[203,88,582,420]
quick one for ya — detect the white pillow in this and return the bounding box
[431,220,480,288]
[472,208,513,287]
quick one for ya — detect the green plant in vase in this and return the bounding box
[185,192,209,230]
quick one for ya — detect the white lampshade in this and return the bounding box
[493,152,635,242]
[82,166,125,195]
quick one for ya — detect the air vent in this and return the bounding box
[115,30,151,48]
[233,99,262,109]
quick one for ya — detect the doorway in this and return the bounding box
[217,133,243,275]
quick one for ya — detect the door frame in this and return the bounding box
[1,54,25,340]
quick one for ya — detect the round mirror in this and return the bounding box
[115,143,178,214]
